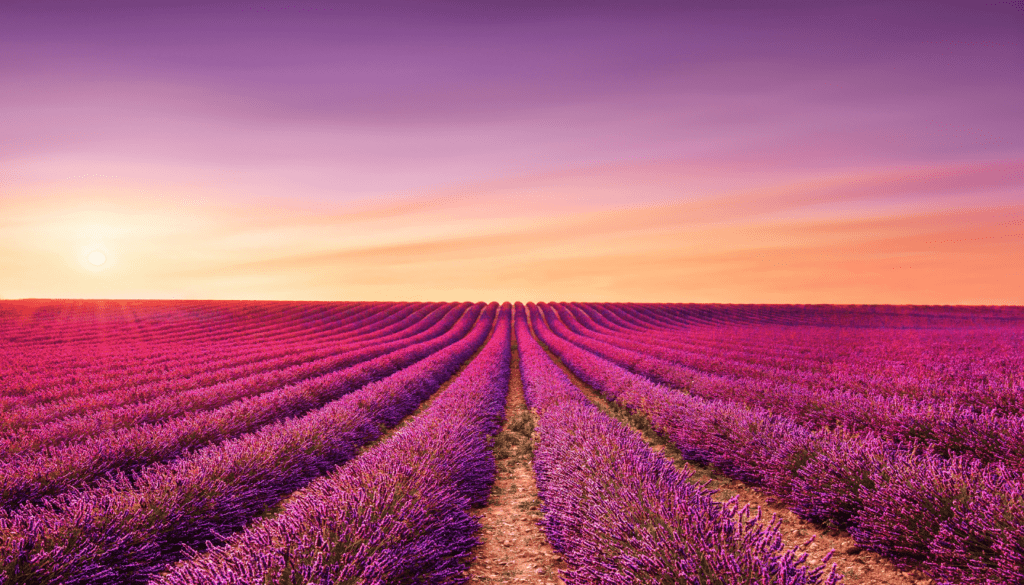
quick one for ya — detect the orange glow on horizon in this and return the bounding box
[1,159,1021,305]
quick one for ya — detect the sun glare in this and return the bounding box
[87,250,107,266]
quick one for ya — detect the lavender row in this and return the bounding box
[0,302,436,437]
[647,302,1024,328]
[577,302,1024,457]
[0,301,375,409]
[3,300,373,350]
[0,303,458,455]
[154,303,513,585]
[540,303,1024,467]
[0,301,369,390]
[515,304,836,585]
[528,303,1023,584]
[0,302,416,413]
[2,300,299,345]
[0,303,483,509]
[569,302,1024,410]
[0,304,498,585]
[593,303,1024,412]
[571,302,1024,409]
[567,303,827,385]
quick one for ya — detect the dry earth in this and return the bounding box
[467,346,566,584]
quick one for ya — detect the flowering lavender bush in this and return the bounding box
[927,464,1024,583]
[0,304,497,584]
[0,302,458,455]
[155,304,513,584]
[541,302,1024,466]
[528,302,1024,584]
[0,303,482,510]
[515,303,837,585]
[0,301,405,414]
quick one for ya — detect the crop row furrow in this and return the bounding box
[515,303,836,585]
[0,304,485,509]
[0,303,460,453]
[0,304,498,585]
[153,303,513,585]
[529,303,1023,584]
[539,303,1024,466]
[0,301,362,378]
[0,301,422,410]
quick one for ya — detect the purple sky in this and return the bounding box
[2,1,1022,302]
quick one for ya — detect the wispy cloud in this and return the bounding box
[7,160,1014,302]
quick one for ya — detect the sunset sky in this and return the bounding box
[2,0,1022,303]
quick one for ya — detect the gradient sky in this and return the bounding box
[2,0,1022,303]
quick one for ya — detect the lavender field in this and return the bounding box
[1,299,1022,584]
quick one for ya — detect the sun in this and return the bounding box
[77,244,113,272]
[87,250,107,266]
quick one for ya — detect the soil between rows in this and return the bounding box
[534,336,932,585]
[467,344,566,585]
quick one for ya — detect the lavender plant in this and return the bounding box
[0,305,497,584]
[515,303,837,585]
[528,302,1024,584]
[0,303,481,509]
[155,304,513,585]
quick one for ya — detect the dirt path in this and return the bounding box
[536,340,931,585]
[467,345,566,585]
